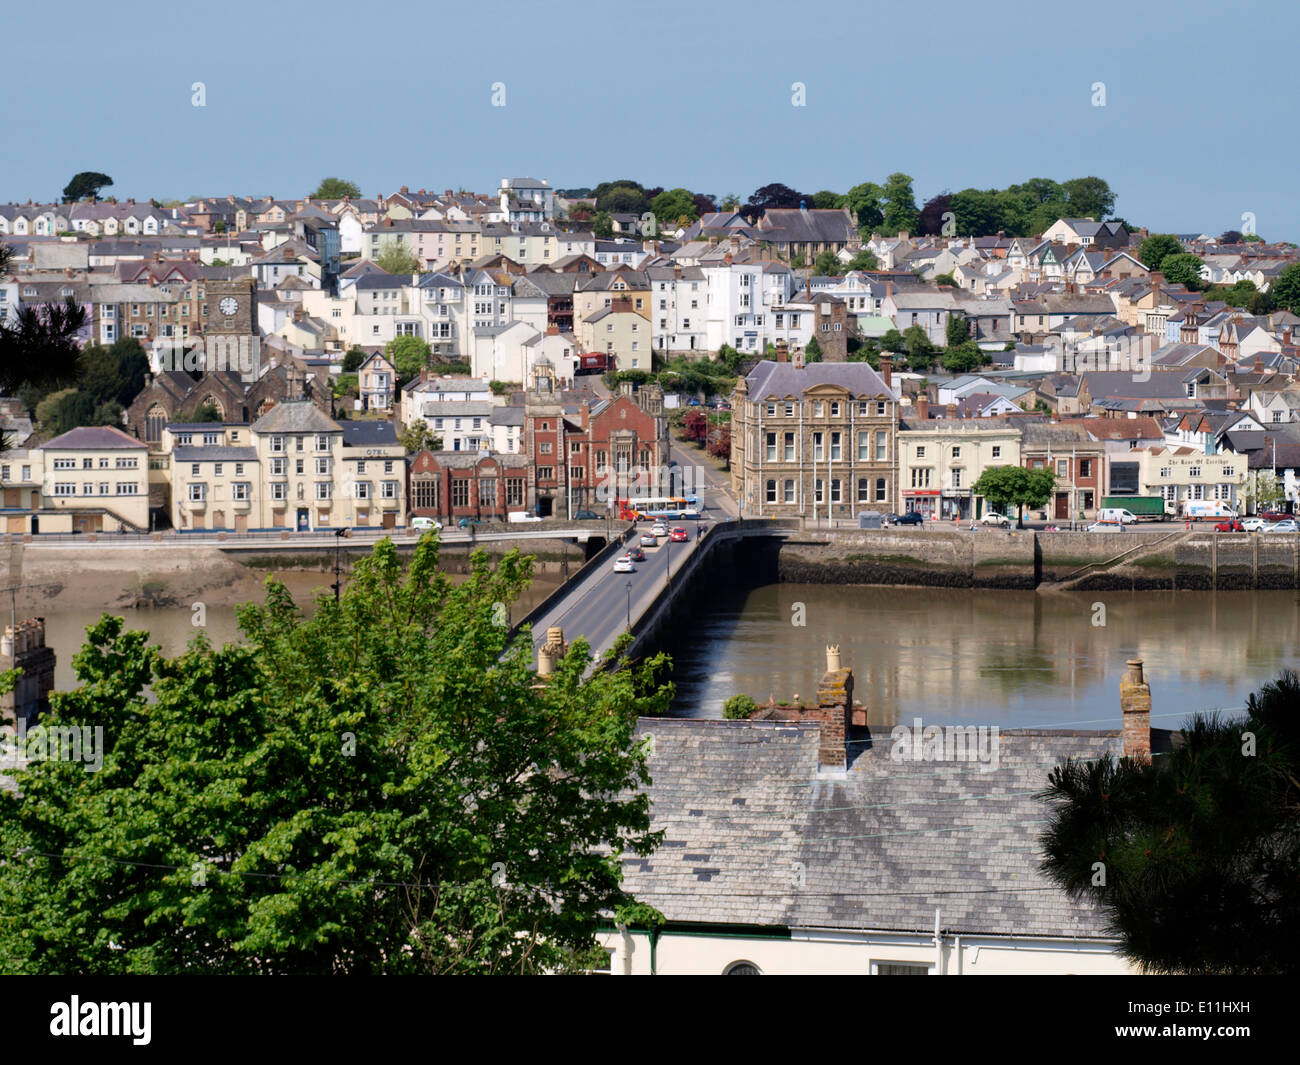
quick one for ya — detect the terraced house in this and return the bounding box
[732,356,900,519]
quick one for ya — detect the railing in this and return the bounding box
[1046,528,1193,588]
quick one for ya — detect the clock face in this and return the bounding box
[219,297,238,316]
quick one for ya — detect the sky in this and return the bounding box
[3,0,1298,240]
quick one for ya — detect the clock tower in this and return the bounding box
[204,276,261,382]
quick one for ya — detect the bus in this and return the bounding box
[616,496,701,521]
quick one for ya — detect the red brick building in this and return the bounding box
[407,450,531,522]
[1020,422,1107,520]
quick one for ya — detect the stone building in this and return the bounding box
[0,618,55,729]
[407,449,532,523]
[731,354,900,519]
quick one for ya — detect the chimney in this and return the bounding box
[775,339,789,363]
[400,186,409,195]
[1284,328,1292,347]
[420,368,429,384]
[898,231,909,241]
[724,252,733,265]
[885,281,894,300]
[537,626,568,677]
[1120,659,1151,763]
[815,648,854,769]
[915,394,930,420]
[944,403,957,419]
[880,352,892,389]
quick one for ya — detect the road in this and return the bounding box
[14,526,604,550]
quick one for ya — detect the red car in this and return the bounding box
[669,526,689,542]
[625,546,646,562]
[1257,510,1291,523]
[1214,519,1244,532]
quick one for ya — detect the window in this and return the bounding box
[916,446,926,459]
[784,433,795,461]
[991,446,1001,459]
[952,468,963,489]
[271,483,286,501]
[296,459,305,475]
[1080,459,1092,478]
[830,432,842,461]
[115,483,137,496]
[784,403,794,417]
[353,481,371,500]
[214,463,223,477]
[1159,466,1171,479]
[383,480,399,500]
[271,458,286,476]
[1221,466,1234,478]
[858,401,869,416]
[53,458,76,470]
[783,479,795,503]
[316,458,331,475]
[952,447,962,460]
[876,432,887,461]
[766,479,777,503]
[506,478,524,506]
[911,468,932,488]
[829,479,842,503]
[1056,459,1068,477]
[537,466,554,481]
[115,457,138,469]
[814,478,824,503]
[451,480,470,508]
[270,436,284,453]
[316,435,329,451]
[812,402,824,417]
[857,477,870,503]
[766,433,777,461]
[188,483,206,502]
[766,402,777,416]
[873,962,929,976]
[232,483,250,501]
[1188,466,1201,478]
[830,401,840,417]
[875,477,887,502]
[813,432,824,461]
[54,483,76,496]
[413,479,439,509]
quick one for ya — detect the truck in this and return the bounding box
[1183,499,1238,521]
[1100,496,1169,521]
[574,352,611,376]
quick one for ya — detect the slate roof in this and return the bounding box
[41,425,146,450]
[620,718,1157,938]
[250,400,339,434]
[745,360,896,401]
[340,421,399,447]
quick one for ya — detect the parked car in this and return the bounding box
[626,545,646,562]
[1086,521,1127,533]
[411,517,442,532]
[1258,510,1291,522]
[457,518,481,529]
[1214,519,1244,532]
[891,512,924,525]
[574,510,600,520]
[1241,517,1268,532]
[670,526,689,542]
[613,556,635,573]
[639,533,658,547]
[980,512,1011,527]
[1264,520,1299,533]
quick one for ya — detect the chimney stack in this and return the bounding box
[1120,659,1152,763]
[775,339,789,363]
[815,650,854,769]
[537,626,568,677]
[915,394,930,420]
[880,352,892,389]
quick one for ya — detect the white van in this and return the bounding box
[1097,508,1137,525]
[1184,500,1237,521]
[411,516,442,531]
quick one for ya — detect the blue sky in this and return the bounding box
[4,0,1298,240]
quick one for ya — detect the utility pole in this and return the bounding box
[0,584,59,637]
[625,580,633,630]
[331,527,348,602]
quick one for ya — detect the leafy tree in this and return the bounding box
[0,245,87,403]
[1159,253,1205,290]
[812,250,842,276]
[595,184,650,215]
[1269,263,1300,314]
[341,348,366,373]
[1243,233,1265,243]
[1219,230,1244,244]
[399,418,443,453]
[971,466,1056,526]
[880,328,905,352]
[192,402,223,423]
[591,211,614,239]
[881,173,920,235]
[723,694,757,719]
[845,182,884,234]
[747,183,808,211]
[374,241,422,275]
[901,325,935,371]
[212,221,227,234]
[810,190,845,209]
[715,344,743,374]
[648,188,698,228]
[1038,669,1300,974]
[706,425,731,465]
[385,335,432,383]
[489,380,509,396]
[1059,176,1116,221]
[35,388,95,435]
[79,338,148,408]
[1137,233,1184,271]
[313,177,362,200]
[803,337,823,362]
[62,171,113,203]
[1203,280,1274,315]
[844,249,878,272]
[940,343,985,374]
[917,192,954,236]
[933,272,959,288]
[949,188,1005,236]
[90,400,125,428]
[945,315,971,348]
[0,539,669,974]
[1245,470,1284,512]
[682,410,707,443]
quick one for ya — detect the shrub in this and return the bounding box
[723,694,757,720]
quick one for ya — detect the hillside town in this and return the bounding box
[3,176,1300,535]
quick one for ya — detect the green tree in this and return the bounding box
[374,241,422,275]
[845,182,885,235]
[971,466,1056,527]
[1137,233,1184,271]
[1269,263,1300,313]
[35,388,95,435]
[312,177,362,200]
[1059,176,1116,221]
[881,173,920,235]
[1159,253,1205,290]
[0,539,669,974]
[810,191,846,209]
[844,249,878,272]
[341,348,366,373]
[933,272,958,288]
[79,338,148,408]
[385,336,432,383]
[723,694,758,720]
[0,245,88,406]
[62,171,113,203]
[596,185,650,215]
[192,402,223,423]
[945,315,971,348]
[212,221,227,234]
[719,194,741,212]
[901,325,935,371]
[1038,669,1300,974]
[591,211,614,239]
[804,337,823,363]
[812,250,842,276]
[880,328,905,352]
[940,343,985,374]
[648,188,698,229]
[399,418,443,453]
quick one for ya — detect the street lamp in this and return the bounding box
[665,533,671,588]
[625,580,633,630]
[332,527,349,602]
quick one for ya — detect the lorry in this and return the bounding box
[574,352,611,376]
[1100,496,1169,521]
[1183,499,1238,521]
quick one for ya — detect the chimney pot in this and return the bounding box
[880,353,893,390]
[1120,657,1152,763]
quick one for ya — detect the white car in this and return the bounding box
[411,517,442,532]
[980,512,1011,527]
[651,522,669,537]
[613,556,635,573]
[1241,517,1267,532]
[1086,521,1127,533]
[1264,519,1299,533]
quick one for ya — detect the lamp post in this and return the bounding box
[625,580,633,630]
[332,527,348,602]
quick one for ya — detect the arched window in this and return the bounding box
[145,405,167,444]
[723,960,762,975]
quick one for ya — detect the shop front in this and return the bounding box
[939,490,972,521]
[904,489,940,519]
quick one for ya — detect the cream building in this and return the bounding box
[37,426,149,533]
[898,416,1024,521]
[167,401,405,532]
[1132,445,1247,512]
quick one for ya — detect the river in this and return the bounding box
[660,584,1300,730]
